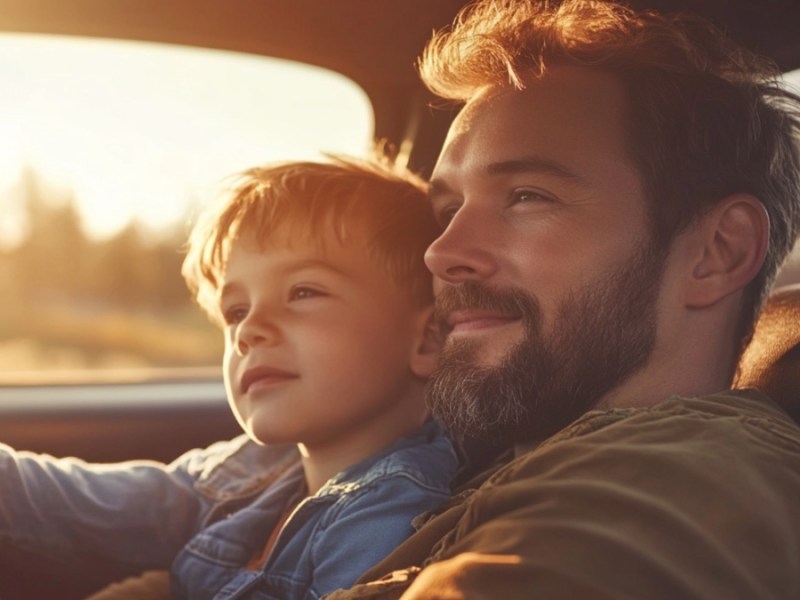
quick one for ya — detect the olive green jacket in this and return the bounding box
[328,390,800,599]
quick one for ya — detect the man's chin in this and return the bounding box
[444,329,522,369]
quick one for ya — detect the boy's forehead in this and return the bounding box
[224,221,380,277]
[236,217,368,255]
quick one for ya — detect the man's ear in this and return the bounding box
[409,307,442,379]
[685,194,769,308]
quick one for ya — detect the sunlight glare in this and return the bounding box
[0,33,373,240]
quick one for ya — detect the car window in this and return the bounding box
[0,33,373,382]
[0,38,797,385]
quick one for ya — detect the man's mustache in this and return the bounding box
[433,281,540,334]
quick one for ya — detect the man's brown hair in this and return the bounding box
[420,0,800,349]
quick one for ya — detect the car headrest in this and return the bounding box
[735,284,800,423]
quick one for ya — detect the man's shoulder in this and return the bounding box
[328,391,800,600]
[447,389,800,595]
[637,388,797,425]
[502,388,800,483]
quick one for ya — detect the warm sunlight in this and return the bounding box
[0,32,374,374]
[0,33,373,242]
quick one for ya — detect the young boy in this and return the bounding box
[0,156,458,599]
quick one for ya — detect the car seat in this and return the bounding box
[735,284,800,423]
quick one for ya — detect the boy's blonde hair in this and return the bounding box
[182,155,438,323]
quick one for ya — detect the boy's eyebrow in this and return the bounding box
[427,179,453,201]
[285,258,353,279]
[217,258,354,302]
[428,155,586,201]
[218,281,243,305]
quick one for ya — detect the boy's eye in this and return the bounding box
[222,306,248,325]
[434,204,460,227]
[289,285,324,301]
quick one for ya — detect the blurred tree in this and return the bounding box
[0,166,219,371]
[8,167,89,302]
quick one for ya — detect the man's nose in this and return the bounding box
[424,206,498,284]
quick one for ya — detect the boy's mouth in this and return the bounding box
[241,366,298,394]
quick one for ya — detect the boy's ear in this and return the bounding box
[684,194,769,308]
[409,308,442,379]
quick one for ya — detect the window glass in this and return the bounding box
[0,34,373,380]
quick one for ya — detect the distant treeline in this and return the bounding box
[1,170,192,312]
[0,169,220,371]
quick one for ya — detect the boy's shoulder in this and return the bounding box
[320,420,459,497]
[173,421,459,502]
[180,434,302,501]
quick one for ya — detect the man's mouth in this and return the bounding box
[240,366,298,394]
[446,310,520,334]
[434,281,530,336]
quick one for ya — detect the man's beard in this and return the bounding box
[427,242,666,445]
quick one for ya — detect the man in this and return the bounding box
[329,0,800,598]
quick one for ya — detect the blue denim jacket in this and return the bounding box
[0,420,458,599]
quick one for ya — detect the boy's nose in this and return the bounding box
[235,314,281,355]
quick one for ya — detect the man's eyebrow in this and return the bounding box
[428,156,587,202]
[485,157,586,183]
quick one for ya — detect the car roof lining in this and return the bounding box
[2,1,797,75]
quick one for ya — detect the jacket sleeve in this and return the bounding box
[307,472,453,600]
[0,439,224,576]
[397,399,800,600]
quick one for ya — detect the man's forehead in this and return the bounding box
[435,85,502,162]
[432,67,633,183]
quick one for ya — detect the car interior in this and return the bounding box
[0,1,798,597]
[736,284,800,423]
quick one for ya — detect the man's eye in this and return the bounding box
[289,285,324,301]
[510,188,555,205]
[222,306,248,325]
